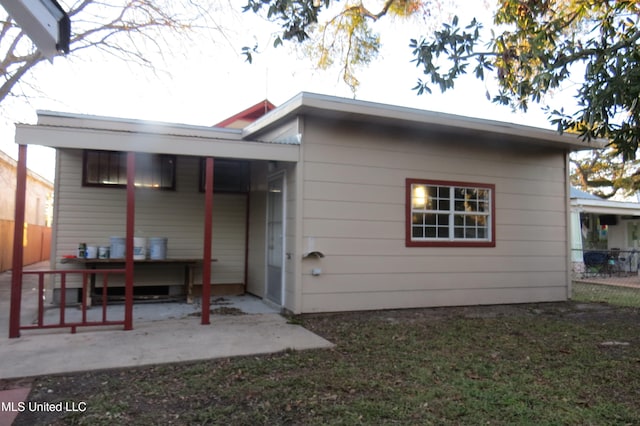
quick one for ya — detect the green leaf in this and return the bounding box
[241,46,253,64]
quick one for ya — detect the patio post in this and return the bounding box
[124,152,135,330]
[201,157,214,325]
[9,144,27,338]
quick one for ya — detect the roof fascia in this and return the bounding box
[16,123,299,162]
[571,198,640,216]
[36,110,244,140]
[242,92,605,151]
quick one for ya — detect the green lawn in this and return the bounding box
[573,281,640,308]
[13,302,640,425]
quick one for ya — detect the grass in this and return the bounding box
[12,302,640,425]
[572,281,640,307]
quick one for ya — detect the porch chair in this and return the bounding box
[608,248,627,276]
[582,251,609,278]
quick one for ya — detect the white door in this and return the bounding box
[266,172,285,305]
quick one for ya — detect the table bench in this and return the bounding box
[61,258,210,303]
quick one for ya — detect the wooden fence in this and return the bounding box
[0,219,51,272]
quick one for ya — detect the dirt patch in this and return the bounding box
[0,378,33,392]
[302,301,640,328]
[188,306,246,317]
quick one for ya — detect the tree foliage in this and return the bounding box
[0,0,222,105]
[242,0,446,93]
[412,0,640,160]
[571,148,640,199]
[245,1,640,162]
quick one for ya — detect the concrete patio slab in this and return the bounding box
[0,262,334,381]
[0,313,333,380]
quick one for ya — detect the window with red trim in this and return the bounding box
[406,179,495,247]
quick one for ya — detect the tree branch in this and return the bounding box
[553,28,640,68]
[344,0,396,22]
[0,53,42,101]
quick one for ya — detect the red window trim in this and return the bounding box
[405,178,496,248]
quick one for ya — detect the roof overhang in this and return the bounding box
[16,111,299,162]
[243,92,605,151]
[571,198,640,216]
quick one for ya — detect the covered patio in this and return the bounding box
[9,112,299,337]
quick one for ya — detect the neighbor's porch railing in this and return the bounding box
[571,248,640,308]
[572,248,640,278]
[20,269,126,334]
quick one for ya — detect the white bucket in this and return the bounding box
[109,237,125,259]
[149,237,168,260]
[98,246,110,259]
[133,237,147,260]
[85,245,98,259]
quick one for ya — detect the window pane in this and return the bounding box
[454,227,464,238]
[411,184,427,209]
[116,154,126,185]
[85,152,99,183]
[426,186,437,210]
[200,159,250,193]
[107,152,121,184]
[161,156,175,188]
[83,150,175,189]
[437,226,449,238]
[84,150,126,185]
[409,180,492,244]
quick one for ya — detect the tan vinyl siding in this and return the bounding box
[301,286,567,313]
[54,150,247,289]
[299,117,568,312]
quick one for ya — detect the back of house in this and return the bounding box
[15,92,596,313]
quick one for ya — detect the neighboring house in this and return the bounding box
[14,92,597,313]
[570,186,640,274]
[0,149,53,271]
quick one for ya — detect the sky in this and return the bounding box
[0,0,575,182]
